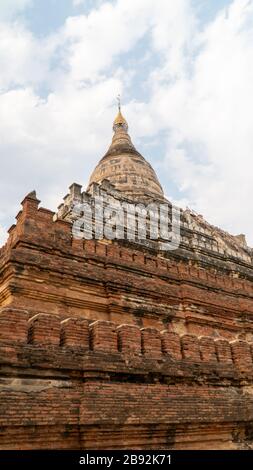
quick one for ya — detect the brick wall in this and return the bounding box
[0,307,253,449]
[1,194,253,449]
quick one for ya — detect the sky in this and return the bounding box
[0,0,253,246]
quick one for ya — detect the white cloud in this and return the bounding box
[147,0,253,243]
[0,0,32,20]
[62,0,158,83]
[0,22,54,90]
[72,0,107,7]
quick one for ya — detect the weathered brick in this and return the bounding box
[215,339,233,364]
[90,320,118,353]
[0,308,29,343]
[199,337,217,362]
[181,334,201,361]
[28,313,60,345]
[141,327,162,358]
[231,340,253,373]
[161,330,182,360]
[117,324,141,355]
[60,318,89,348]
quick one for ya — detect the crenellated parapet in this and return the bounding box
[3,191,253,286]
[56,181,253,266]
[3,191,253,293]
[1,308,253,379]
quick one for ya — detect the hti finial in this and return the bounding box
[117,94,121,112]
[113,94,128,132]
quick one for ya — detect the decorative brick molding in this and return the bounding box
[0,308,252,375]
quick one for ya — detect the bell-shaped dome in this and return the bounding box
[87,107,164,201]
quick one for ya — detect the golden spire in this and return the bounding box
[113,94,128,132]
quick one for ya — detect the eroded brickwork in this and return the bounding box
[0,308,253,449]
[1,193,253,449]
